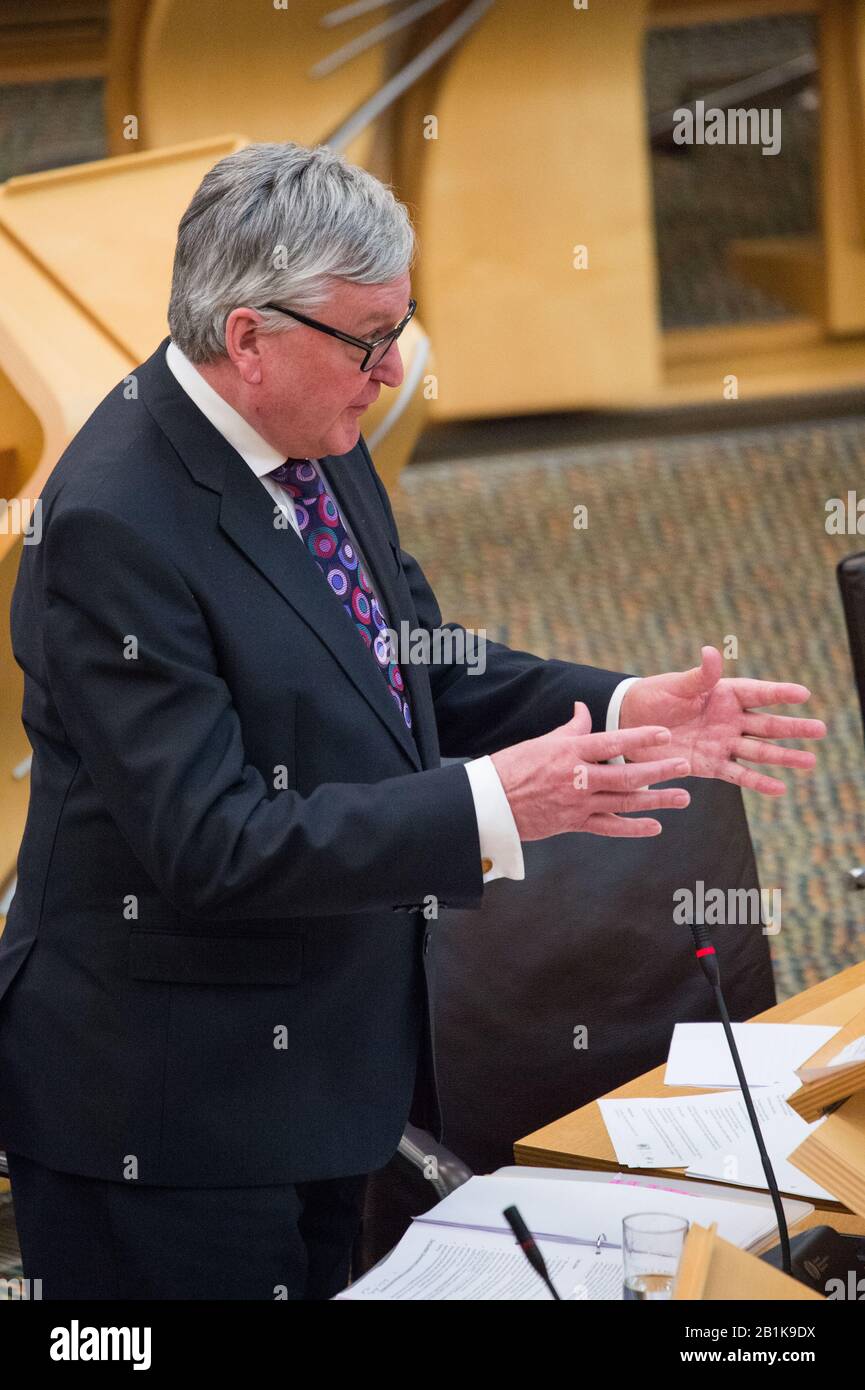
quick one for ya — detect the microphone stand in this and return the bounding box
[689,920,865,1292]
[689,920,791,1273]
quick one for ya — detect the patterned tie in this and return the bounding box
[268,457,414,734]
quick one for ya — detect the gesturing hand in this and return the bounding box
[490,702,692,840]
[619,645,827,796]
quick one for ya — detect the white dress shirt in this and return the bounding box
[165,340,638,885]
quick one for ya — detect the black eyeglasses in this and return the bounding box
[261,297,417,371]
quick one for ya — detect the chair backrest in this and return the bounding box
[837,552,865,746]
[431,768,774,1177]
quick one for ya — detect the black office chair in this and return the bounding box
[351,1123,473,1279]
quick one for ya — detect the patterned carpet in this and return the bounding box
[0,78,105,182]
[390,416,865,1005]
[0,1182,23,1294]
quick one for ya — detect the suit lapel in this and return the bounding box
[138,339,424,771]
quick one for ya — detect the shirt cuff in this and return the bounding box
[464,757,525,883]
[605,675,642,765]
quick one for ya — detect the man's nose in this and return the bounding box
[370,339,404,389]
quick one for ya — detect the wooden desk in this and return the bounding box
[515,961,865,1241]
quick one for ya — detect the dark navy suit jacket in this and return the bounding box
[0,337,628,1185]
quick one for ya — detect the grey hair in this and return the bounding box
[167,141,416,363]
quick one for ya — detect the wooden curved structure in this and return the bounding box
[393,0,661,418]
[105,0,388,172]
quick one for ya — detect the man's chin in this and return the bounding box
[327,415,363,457]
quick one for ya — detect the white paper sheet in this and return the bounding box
[685,1149,831,1202]
[599,1084,833,1200]
[664,1022,840,1089]
[335,1224,624,1300]
[828,1034,865,1067]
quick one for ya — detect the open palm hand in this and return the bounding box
[619,646,826,796]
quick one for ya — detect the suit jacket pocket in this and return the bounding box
[128,929,303,985]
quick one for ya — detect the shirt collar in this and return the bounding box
[165,339,290,478]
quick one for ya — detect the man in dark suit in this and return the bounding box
[0,142,825,1300]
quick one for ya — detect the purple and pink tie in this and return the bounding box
[268,457,414,734]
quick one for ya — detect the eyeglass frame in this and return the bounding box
[260,297,417,371]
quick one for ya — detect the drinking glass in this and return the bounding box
[622,1212,688,1300]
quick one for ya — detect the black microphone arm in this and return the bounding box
[687,920,792,1276]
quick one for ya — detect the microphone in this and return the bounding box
[689,922,865,1291]
[503,1205,562,1299]
[687,918,792,1275]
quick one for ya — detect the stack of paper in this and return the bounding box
[787,1012,865,1121]
[335,1168,811,1301]
[664,1022,840,1092]
[826,1035,865,1067]
[599,1023,844,1201]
